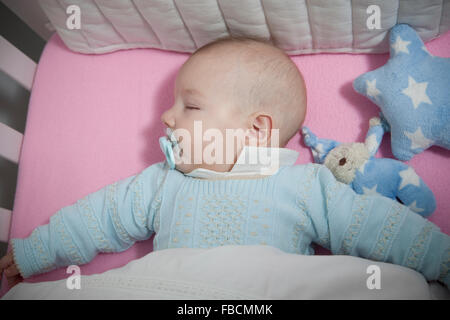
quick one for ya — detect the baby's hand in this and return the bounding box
[0,250,22,288]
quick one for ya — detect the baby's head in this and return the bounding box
[161,37,307,174]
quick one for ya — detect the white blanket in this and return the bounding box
[3,245,449,300]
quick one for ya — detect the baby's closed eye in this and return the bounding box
[185,105,200,110]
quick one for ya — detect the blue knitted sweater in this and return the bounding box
[11,161,450,288]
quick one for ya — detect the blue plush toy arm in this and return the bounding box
[306,165,449,289]
[301,127,340,164]
[10,162,167,278]
[364,116,388,157]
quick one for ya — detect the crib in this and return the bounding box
[0,35,36,243]
[1,0,449,299]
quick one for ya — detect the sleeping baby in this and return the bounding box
[1,37,449,291]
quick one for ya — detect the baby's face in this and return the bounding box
[161,52,253,174]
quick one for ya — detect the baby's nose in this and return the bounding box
[161,111,175,128]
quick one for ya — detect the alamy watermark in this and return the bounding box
[64,263,381,291]
[66,5,81,30]
[64,4,381,31]
[366,5,381,30]
[366,264,381,290]
[166,121,282,175]
[66,265,81,290]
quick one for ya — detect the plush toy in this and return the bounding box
[353,24,450,161]
[301,116,436,217]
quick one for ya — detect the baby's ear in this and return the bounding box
[249,113,273,147]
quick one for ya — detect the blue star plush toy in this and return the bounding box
[353,24,450,160]
[302,116,436,217]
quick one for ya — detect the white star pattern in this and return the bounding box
[421,46,430,55]
[398,167,421,190]
[315,143,324,153]
[369,117,381,127]
[358,160,368,174]
[362,185,380,196]
[314,143,325,161]
[402,76,432,109]
[404,127,434,151]
[408,200,424,213]
[366,79,381,101]
[391,35,411,55]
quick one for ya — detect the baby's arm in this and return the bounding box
[305,164,449,289]
[5,162,167,279]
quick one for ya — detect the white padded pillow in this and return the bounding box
[38,0,450,55]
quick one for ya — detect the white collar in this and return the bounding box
[185,146,299,179]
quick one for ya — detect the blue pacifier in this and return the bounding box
[159,128,180,169]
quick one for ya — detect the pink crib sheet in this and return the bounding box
[2,32,449,295]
